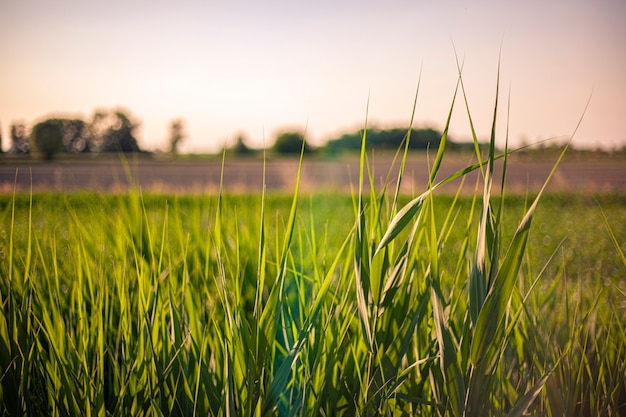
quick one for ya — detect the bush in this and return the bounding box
[325,127,443,154]
[272,131,310,154]
[230,135,256,155]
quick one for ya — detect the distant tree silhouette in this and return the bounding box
[273,131,310,154]
[168,118,186,155]
[31,119,64,160]
[10,122,29,154]
[90,108,141,152]
[0,122,3,153]
[60,118,89,153]
[324,127,443,153]
[230,135,255,155]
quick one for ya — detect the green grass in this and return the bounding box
[0,73,625,416]
[1,189,624,416]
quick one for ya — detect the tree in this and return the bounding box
[90,108,141,153]
[0,122,3,153]
[273,131,310,154]
[31,119,64,160]
[60,118,89,153]
[168,118,186,155]
[30,118,89,157]
[10,122,29,154]
[229,135,255,155]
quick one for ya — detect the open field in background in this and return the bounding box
[1,152,626,194]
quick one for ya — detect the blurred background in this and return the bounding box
[1,0,625,154]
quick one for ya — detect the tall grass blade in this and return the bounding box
[598,203,626,268]
[262,131,306,414]
[391,71,422,214]
[375,79,459,255]
[354,97,373,352]
[506,373,552,417]
[467,57,500,324]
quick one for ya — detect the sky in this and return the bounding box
[1,0,625,153]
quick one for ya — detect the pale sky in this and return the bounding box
[1,0,625,153]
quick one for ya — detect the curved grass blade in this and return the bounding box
[468,56,500,325]
[506,373,551,417]
[470,187,538,366]
[391,70,422,215]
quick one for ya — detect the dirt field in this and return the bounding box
[1,153,625,194]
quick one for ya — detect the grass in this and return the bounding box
[1,74,625,416]
[1,192,625,416]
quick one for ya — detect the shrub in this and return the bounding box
[273,131,310,154]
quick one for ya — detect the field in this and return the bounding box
[1,151,625,194]
[1,142,625,416]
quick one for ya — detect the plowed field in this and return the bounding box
[2,153,624,194]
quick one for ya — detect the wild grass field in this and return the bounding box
[1,76,625,416]
[1,168,625,416]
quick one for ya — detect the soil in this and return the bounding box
[1,153,625,194]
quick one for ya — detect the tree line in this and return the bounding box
[0,108,188,160]
[226,127,453,156]
[1,107,452,159]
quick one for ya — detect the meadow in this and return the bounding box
[1,79,625,416]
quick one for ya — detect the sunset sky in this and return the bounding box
[1,0,625,153]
